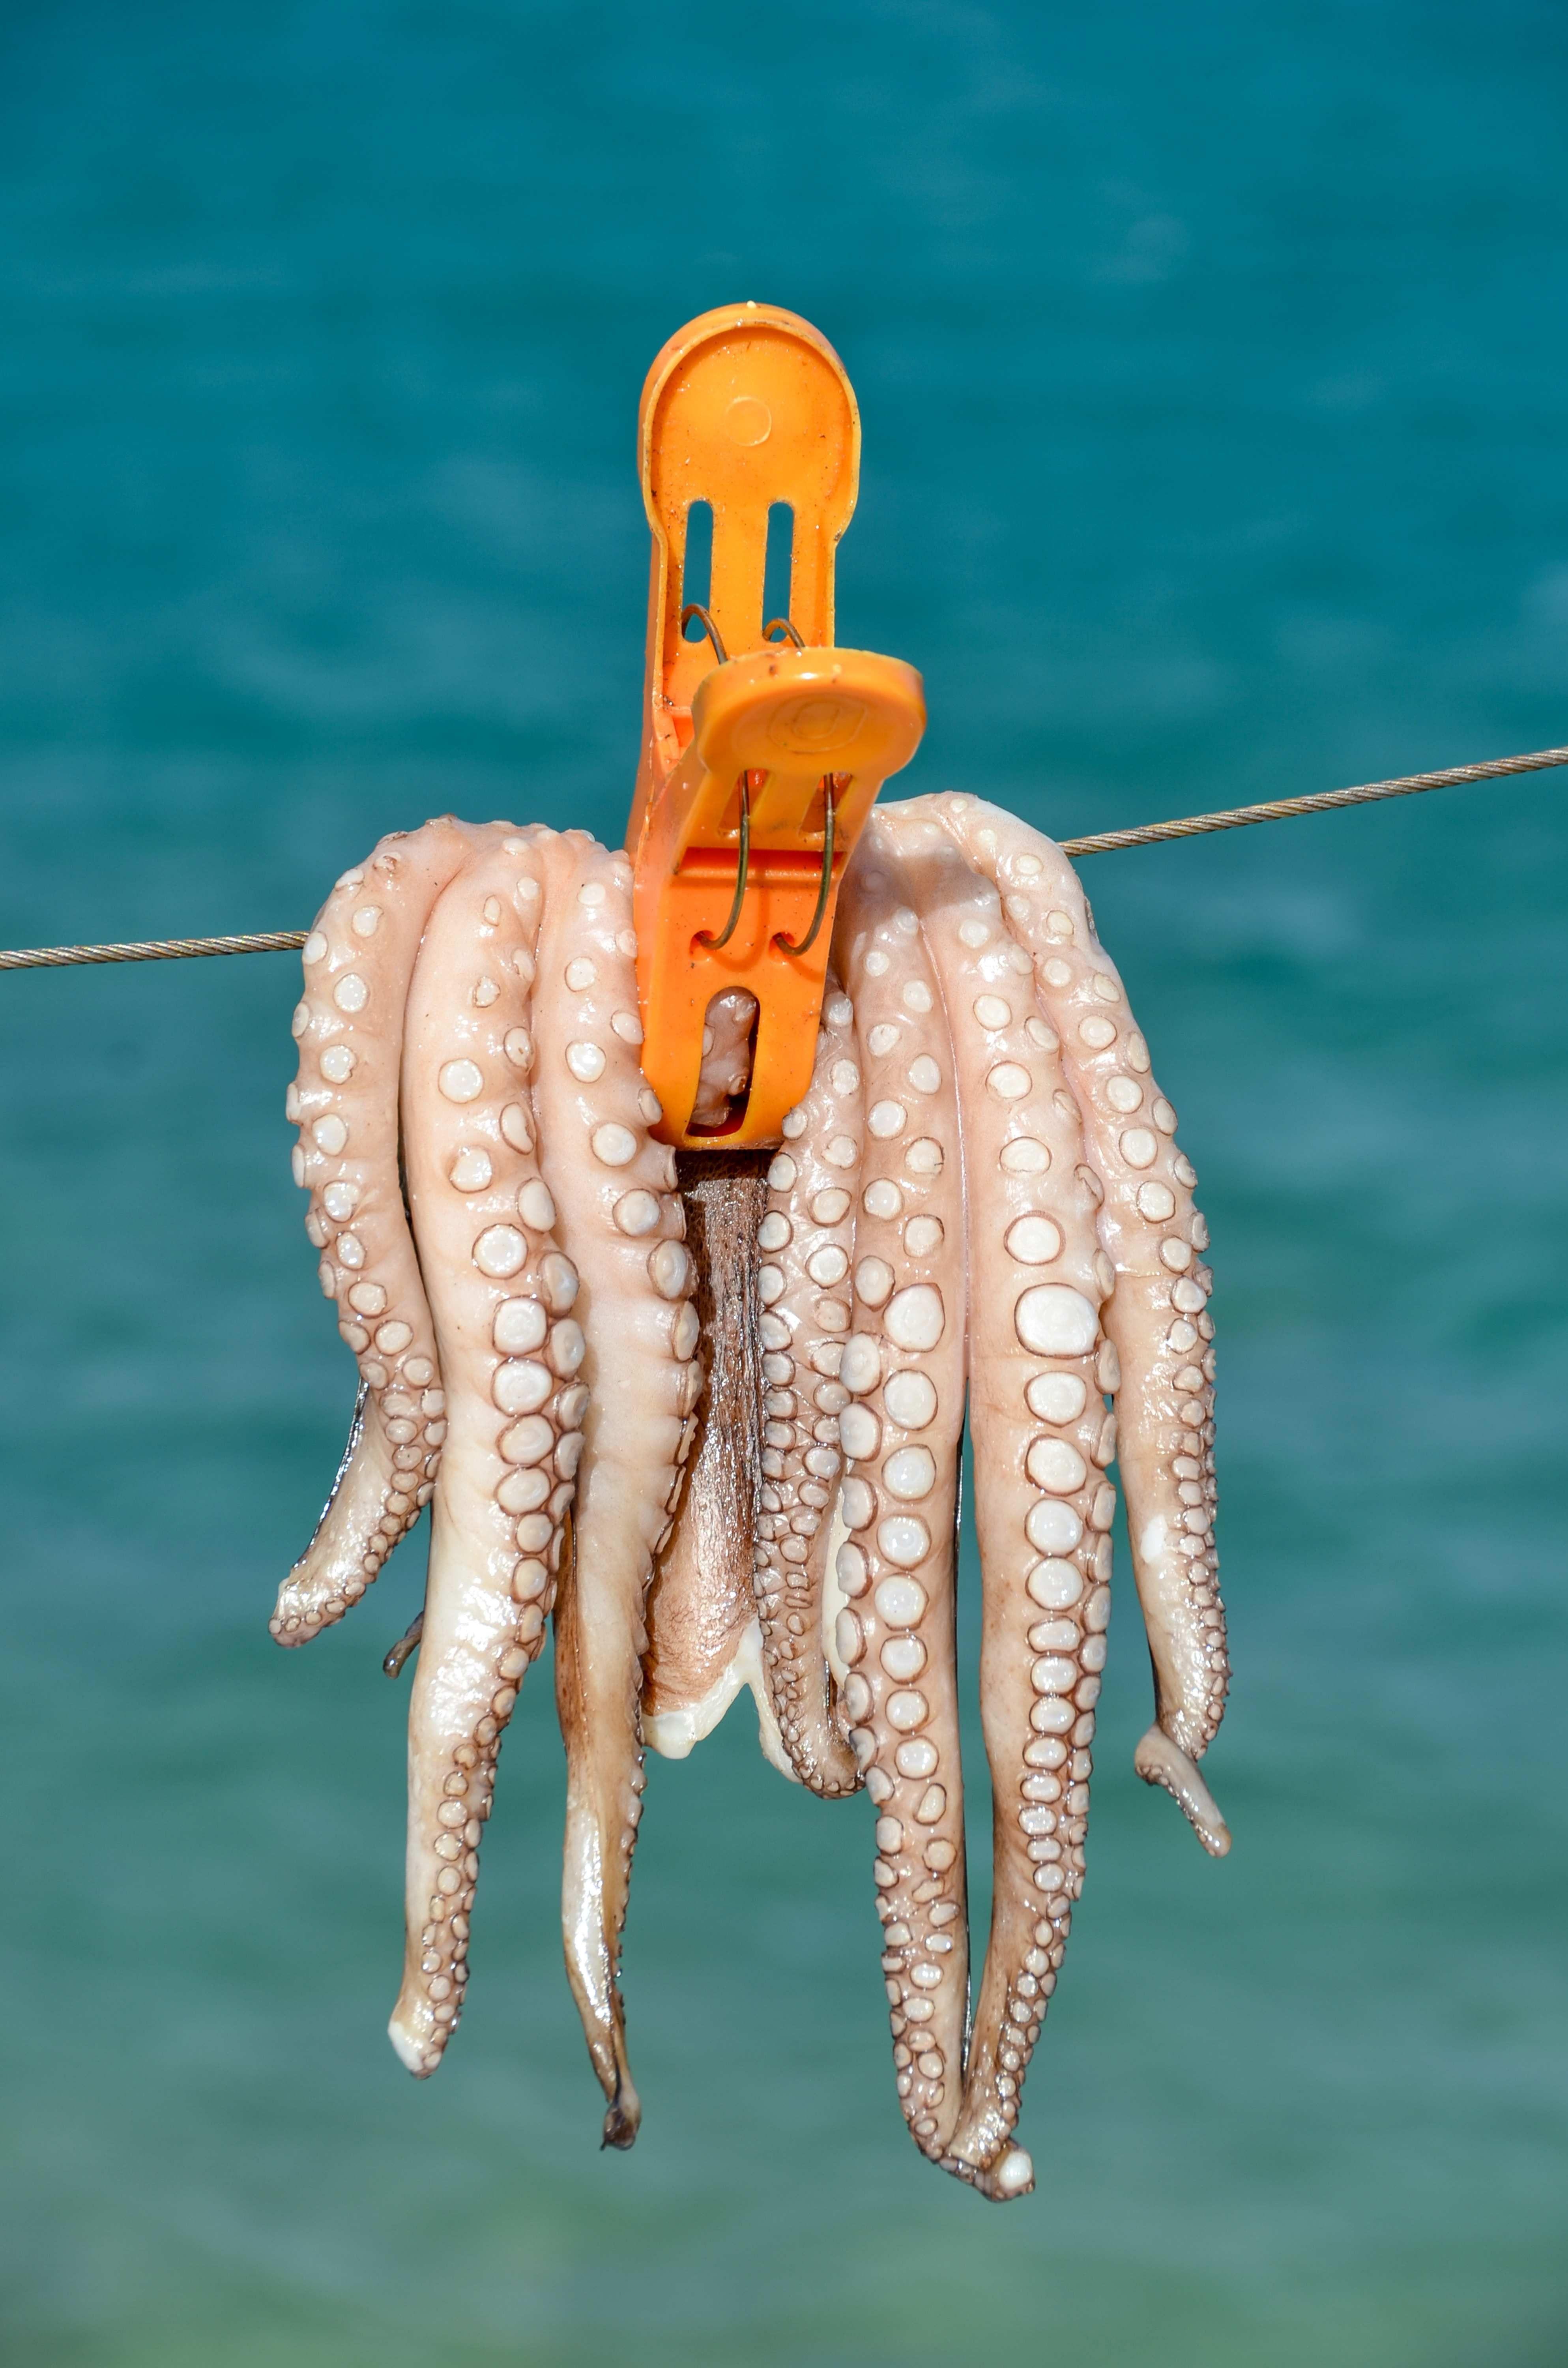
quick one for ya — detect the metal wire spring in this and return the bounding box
[2,743,1562,972]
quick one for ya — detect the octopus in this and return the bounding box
[274,791,1229,2203]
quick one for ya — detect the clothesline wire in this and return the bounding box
[1,740,1563,973]
[1055,741,1568,857]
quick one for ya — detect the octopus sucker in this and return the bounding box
[275,797,1229,2199]
[530,832,698,2147]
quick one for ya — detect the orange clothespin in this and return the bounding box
[625,303,925,1149]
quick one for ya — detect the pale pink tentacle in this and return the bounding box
[531,834,700,2147]
[642,1156,784,1769]
[275,818,487,1643]
[832,821,970,2165]
[599,1002,765,1763]
[934,795,1229,1851]
[386,830,573,2074]
[882,804,1113,2198]
[689,987,760,1130]
[749,970,863,1797]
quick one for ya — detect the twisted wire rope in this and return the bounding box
[2,743,1562,973]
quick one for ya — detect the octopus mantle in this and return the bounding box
[275,793,1229,2202]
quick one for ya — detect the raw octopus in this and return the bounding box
[275,792,1228,2202]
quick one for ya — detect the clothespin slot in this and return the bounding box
[625,303,925,1149]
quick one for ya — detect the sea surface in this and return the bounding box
[0,5,1565,2363]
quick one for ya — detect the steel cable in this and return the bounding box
[3,743,1562,972]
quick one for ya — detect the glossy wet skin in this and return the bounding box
[276,794,1227,2200]
[280,821,698,2137]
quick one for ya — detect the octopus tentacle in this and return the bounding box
[832,823,971,2165]
[883,807,1110,2199]
[387,828,569,2074]
[748,972,863,1796]
[688,987,760,1130]
[274,783,1233,2196]
[531,834,700,2148]
[642,1154,788,1774]
[275,818,485,1643]
[933,795,1229,1852]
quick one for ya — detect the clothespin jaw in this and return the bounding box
[625,303,926,1148]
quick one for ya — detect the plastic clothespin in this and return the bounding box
[625,303,925,1149]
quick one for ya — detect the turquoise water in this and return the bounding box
[2,4,1565,2361]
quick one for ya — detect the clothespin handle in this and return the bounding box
[625,304,925,1148]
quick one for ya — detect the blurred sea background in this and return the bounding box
[1,4,1565,2362]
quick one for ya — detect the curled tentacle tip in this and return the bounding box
[268,1606,319,1650]
[944,2143,1036,2202]
[382,1609,423,1678]
[991,2145,1035,2199]
[1134,1723,1231,1857]
[601,2099,640,2151]
[387,2016,437,2078]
